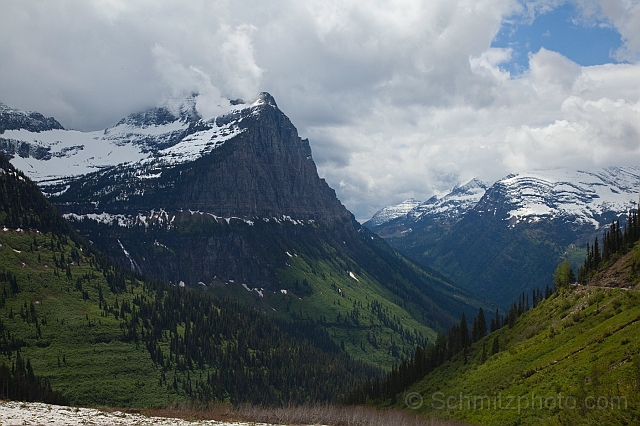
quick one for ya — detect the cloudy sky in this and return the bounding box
[1,0,640,221]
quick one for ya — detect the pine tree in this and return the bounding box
[476,307,486,341]
[459,313,469,349]
[490,308,500,333]
[491,336,499,355]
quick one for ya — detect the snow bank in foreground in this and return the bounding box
[0,401,285,426]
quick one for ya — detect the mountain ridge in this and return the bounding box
[368,168,640,231]
[366,167,640,307]
[0,96,481,368]
[0,102,64,134]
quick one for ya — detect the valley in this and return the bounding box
[2,95,640,425]
[366,169,640,308]
[1,95,479,369]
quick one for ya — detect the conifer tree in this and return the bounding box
[475,307,486,341]
[491,336,499,355]
[459,313,469,349]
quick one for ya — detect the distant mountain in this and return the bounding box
[365,178,487,237]
[366,168,640,307]
[367,198,422,228]
[0,102,64,134]
[1,96,481,368]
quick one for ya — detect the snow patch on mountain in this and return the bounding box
[409,178,488,222]
[64,212,135,227]
[147,119,244,166]
[2,94,271,185]
[5,128,150,183]
[498,167,640,227]
[367,198,421,227]
[64,210,314,230]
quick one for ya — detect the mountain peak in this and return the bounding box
[0,102,64,134]
[256,92,277,108]
[366,198,422,227]
[453,178,487,192]
[115,98,200,128]
[365,178,488,229]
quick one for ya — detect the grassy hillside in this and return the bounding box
[0,155,379,407]
[0,229,169,406]
[396,246,640,424]
[86,211,482,370]
[206,227,482,368]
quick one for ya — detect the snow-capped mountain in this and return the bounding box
[368,168,640,232]
[0,95,264,187]
[364,178,487,233]
[367,167,640,308]
[409,178,488,222]
[490,168,640,228]
[366,198,421,227]
[0,102,64,134]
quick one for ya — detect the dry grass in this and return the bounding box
[136,403,470,426]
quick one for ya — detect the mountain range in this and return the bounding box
[0,96,479,368]
[3,94,640,424]
[366,168,640,307]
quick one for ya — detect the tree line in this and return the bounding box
[578,205,640,282]
[1,153,382,406]
[344,285,552,405]
[0,352,68,405]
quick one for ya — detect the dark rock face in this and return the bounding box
[0,103,64,134]
[168,100,350,222]
[53,93,352,285]
[0,139,53,160]
[56,94,351,223]
[85,215,343,288]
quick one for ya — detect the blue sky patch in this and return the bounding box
[492,3,623,74]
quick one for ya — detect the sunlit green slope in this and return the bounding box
[402,250,640,425]
[0,155,378,407]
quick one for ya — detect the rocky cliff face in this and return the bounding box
[8,93,349,286]
[160,93,350,221]
[0,103,66,160]
[0,102,64,134]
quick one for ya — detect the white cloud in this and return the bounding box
[1,0,639,221]
[151,45,230,120]
[576,0,640,61]
[528,48,582,91]
[219,24,264,101]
